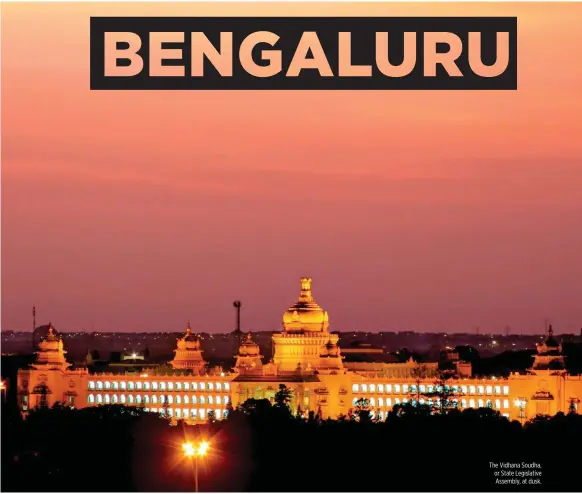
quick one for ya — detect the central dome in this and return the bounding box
[282,277,329,332]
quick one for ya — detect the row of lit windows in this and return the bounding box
[88,381,230,392]
[353,396,511,409]
[144,408,226,420]
[353,383,510,396]
[87,394,230,406]
[370,411,510,420]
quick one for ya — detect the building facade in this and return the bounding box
[16,278,582,423]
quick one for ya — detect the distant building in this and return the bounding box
[16,278,582,422]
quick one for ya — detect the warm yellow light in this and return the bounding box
[182,441,209,458]
[131,353,138,359]
[0,381,5,390]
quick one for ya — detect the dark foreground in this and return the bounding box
[2,396,582,493]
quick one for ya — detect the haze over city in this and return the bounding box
[2,2,582,334]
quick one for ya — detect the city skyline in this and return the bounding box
[2,2,582,333]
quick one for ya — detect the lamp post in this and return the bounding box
[182,441,209,492]
[0,380,6,404]
[514,398,526,424]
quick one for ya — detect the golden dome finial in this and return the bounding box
[299,277,314,302]
[186,321,192,334]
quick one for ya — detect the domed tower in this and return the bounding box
[318,339,344,372]
[169,323,207,372]
[273,277,340,373]
[531,325,565,371]
[32,323,71,371]
[234,333,264,375]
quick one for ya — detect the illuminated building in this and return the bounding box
[16,278,582,423]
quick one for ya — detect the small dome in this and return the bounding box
[178,323,201,349]
[282,277,329,332]
[239,333,260,356]
[321,340,340,358]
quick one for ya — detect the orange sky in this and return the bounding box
[2,2,582,334]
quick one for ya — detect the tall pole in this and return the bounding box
[32,305,36,351]
[195,456,199,493]
[233,300,241,333]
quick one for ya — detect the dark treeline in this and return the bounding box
[2,390,582,492]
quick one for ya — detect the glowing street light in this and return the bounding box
[182,441,210,492]
[0,380,6,403]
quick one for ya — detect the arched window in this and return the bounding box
[478,399,484,408]
[144,382,150,391]
[486,399,492,408]
[144,395,150,404]
[216,383,222,391]
[378,398,384,407]
[361,384,368,393]
[167,382,174,391]
[152,382,158,391]
[208,382,214,390]
[136,395,142,404]
[419,398,424,405]
[352,398,359,406]
[128,395,134,404]
[167,395,173,405]
[88,394,95,403]
[175,396,181,405]
[486,386,492,395]
[160,395,165,404]
[370,384,376,393]
[89,381,96,390]
[175,409,181,418]
[208,396,214,405]
[120,381,127,390]
[461,385,467,394]
[503,399,509,409]
[216,396,221,405]
[352,384,359,393]
[104,381,111,390]
[215,409,221,419]
[370,398,376,406]
[469,399,475,408]
[184,395,189,404]
[192,382,198,390]
[478,385,484,395]
[495,399,501,409]
[97,394,103,403]
[200,382,206,390]
[403,385,409,393]
[386,384,392,393]
[128,382,135,391]
[494,386,501,395]
[104,394,110,404]
[192,396,198,404]
[120,395,126,404]
[136,382,142,390]
[394,398,400,405]
[113,382,119,390]
[160,382,166,391]
[461,399,467,408]
[175,382,182,391]
[112,395,118,404]
[377,384,384,393]
[386,398,392,406]
[190,409,197,418]
[199,408,206,418]
[224,383,230,391]
[184,382,190,391]
[394,384,401,393]
[96,382,103,390]
[469,385,475,394]
[151,395,158,404]
[200,396,205,404]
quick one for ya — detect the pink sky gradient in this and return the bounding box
[2,2,582,334]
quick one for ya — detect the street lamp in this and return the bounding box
[514,398,526,424]
[182,441,209,492]
[0,381,6,403]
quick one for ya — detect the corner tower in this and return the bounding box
[272,277,339,373]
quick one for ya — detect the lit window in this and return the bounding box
[192,382,198,390]
[494,386,501,395]
[225,396,230,404]
[120,395,126,404]
[136,382,142,390]
[184,395,189,404]
[136,395,142,404]
[428,399,433,406]
[168,409,173,417]
[478,386,484,394]
[469,385,475,394]
[200,396,205,404]
[190,409,197,418]
[208,396,214,405]
[128,395,134,404]
[403,385,409,393]
[436,399,441,407]
[419,398,425,405]
[121,381,127,390]
[378,398,384,407]
[144,395,150,404]
[167,395,173,405]
[495,399,501,409]
[370,398,376,407]
[436,385,443,393]
[394,385,401,393]
[461,399,467,408]
[208,382,214,390]
[478,399,484,408]
[168,382,174,391]
[216,383,222,391]
[199,408,205,418]
[419,385,426,393]
[486,400,492,408]
[151,408,158,413]
[176,382,182,391]
[452,399,458,408]
[160,395,166,404]
[503,386,509,395]
[352,384,359,393]
[378,384,384,393]
[370,411,375,419]
[216,396,222,405]
[152,396,158,404]
[112,395,118,404]
[362,384,368,393]
[176,396,182,404]
[411,385,417,394]
[104,394,111,403]
[176,409,181,418]
[386,398,392,406]
[386,384,392,393]
[144,408,149,413]
[89,381,96,390]
[152,382,158,391]
[113,382,119,390]
[352,398,359,406]
[486,386,492,395]
[160,382,166,391]
[379,411,385,421]
[128,382,134,391]
[224,383,230,391]
[427,385,434,393]
[88,394,95,403]
[503,399,509,409]
[469,399,475,408]
[200,382,206,390]
[503,413,510,418]
[184,382,190,391]
[370,384,376,393]
[394,398,400,405]
[461,385,467,394]
[97,394,103,403]
[97,382,103,390]
[452,385,458,393]
[144,382,150,391]
[215,409,221,419]
[192,396,198,404]
[402,398,408,404]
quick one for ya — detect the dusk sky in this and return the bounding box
[2,2,581,334]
